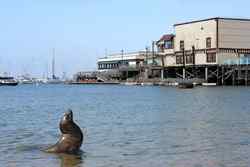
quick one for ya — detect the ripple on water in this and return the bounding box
[1,85,250,167]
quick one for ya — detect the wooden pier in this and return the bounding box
[76,63,250,86]
[164,64,250,86]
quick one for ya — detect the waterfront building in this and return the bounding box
[157,17,250,67]
[156,17,250,84]
[97,51,154,79]
[96,17,250,85]
[97,51,148,71]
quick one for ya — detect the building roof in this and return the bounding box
[97,51,148,63]
[156,34,175,45]
[159,34,175,41]
[174,17,250,27]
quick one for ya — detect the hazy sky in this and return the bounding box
[0,0,249,77]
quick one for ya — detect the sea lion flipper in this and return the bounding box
[44,145,58,153]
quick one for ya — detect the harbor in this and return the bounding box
[90,17,250,87]
[2,18,250,88]
[1,0,250,166]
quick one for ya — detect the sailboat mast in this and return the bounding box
[52,48,55,79]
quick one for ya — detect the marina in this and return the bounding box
[95,17,250,87]
[0,0,250,166]
[3,17,250,87]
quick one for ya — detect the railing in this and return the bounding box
[98,51,151,61]
[223,57,250,65]
[108,51,151,57]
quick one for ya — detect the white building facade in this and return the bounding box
[97,51,149,71]
[157,17,250,67]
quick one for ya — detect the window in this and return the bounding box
[165,40,173,49]
[186,54,194,64]
[207,53,216,63]
[180,40,184,50]
[176,55,180,64]
[176,55,184,64]
[206,37,211,48]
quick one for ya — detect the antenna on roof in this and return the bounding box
[105,48,108,57]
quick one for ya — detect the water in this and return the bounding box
[0,84,250,167]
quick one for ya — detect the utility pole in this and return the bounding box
[192,45,195,65]
[182,48,186,79]
[152,41,155,65]
[105,48,108,57]
[192,45,196,78]
[121,49,124,65]
[145,46,149,65]
[145,46,149,79]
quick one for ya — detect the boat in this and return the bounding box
[18,77,34,84]
[178,81,194,89]
[202,83,217,87]
[20,79,34,84]
[46,48,63,84]
[47,78,63,84]
[0,77,19,86]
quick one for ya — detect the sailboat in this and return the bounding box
[47,48,63,84]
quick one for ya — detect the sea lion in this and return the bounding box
[45,109,83,154]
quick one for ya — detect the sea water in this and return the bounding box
[0,84,250,167]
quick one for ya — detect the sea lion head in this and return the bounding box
[63,109,73,122]
[60,109,75,133]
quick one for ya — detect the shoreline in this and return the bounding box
[66,80,218,87]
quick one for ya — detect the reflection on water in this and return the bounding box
[59,153,84,167]
[0,85,250,167]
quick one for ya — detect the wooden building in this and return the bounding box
[96,17,250,85]
[156,17,250,85]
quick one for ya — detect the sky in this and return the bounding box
[0,0,249,78]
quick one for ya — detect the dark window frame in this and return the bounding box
[165,40,174,49]
[186,54,194,64]
[180,40,184,50]
[206,37,212,49]
[176,55,184,64]
[206,53,216,63]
